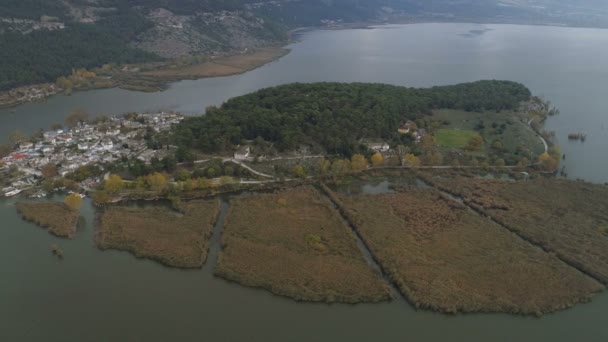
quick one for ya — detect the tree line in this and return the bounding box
[172,81,531,156]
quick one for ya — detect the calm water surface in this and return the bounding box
[2,24,608,341]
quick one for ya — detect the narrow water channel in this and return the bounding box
[204,199,230,275]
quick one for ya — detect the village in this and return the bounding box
[0,112,184,198]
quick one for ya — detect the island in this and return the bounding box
[4,80,607,315]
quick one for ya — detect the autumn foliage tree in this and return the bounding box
[538,152,559,172]
[145,172,169,193]
[371,153,384,167]
[65,194,83,211]
[405,154,421,168]
[331,159,351,177]
[350,154,368,172]
[104,174,124,194]
[292,165,307,179]
[466,135,484,151]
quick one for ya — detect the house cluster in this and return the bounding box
[1,112,184,197]
[398,120,428,143]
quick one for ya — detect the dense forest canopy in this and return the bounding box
[172,81,531,155]
[0,12,161,90]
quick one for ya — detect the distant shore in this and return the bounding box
[0,46,290,110]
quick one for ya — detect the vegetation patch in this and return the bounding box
[97,199,220,268]
[335,188,603,315]
[424,177,608,285]
[15,202,79,239]
[435,129,480,149]
[215,186,390,303]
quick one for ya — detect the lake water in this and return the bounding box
[2,24,608,341]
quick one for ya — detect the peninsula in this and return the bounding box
[5,81,607,314]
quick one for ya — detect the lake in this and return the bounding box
[1,24,608,341]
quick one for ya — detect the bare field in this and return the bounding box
[97,200,220,268]
[424,176,608,284]
[215,186,391,303]
[16,202,79,239]
[336,188,603,315]
[142,47,288,78]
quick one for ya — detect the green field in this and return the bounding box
[436,129,480,148]
[432,109,546,164]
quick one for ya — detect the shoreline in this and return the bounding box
[3,19,608,111]
[0,46,291,110]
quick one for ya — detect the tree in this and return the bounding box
[56,76,73,90]
[104,174,124,194]
[41,164,58,179]
[9,130,28,145]
[420,135,436,152]
[65,194,83,211]
[93,190,110,205]
[538,152,559,172]
[395,144,410,166]
[51,123,63,131]
[370,153,384,167]
[65,109,89,128]
[331,159,351,177]
[423,150,443,166]
[466,135,484,151]
[292,165,307,179]
[350,154,368,172]
[146,173,168,193]
[317,159,331,178]
[404,154,421,168]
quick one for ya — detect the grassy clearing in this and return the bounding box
[215,186,390,303]
[433,109,545,158]
[425,177,608,285]
[435,129,479,148]
[335,188,603,315]
[97,200,220,268]
[16,202,79,239]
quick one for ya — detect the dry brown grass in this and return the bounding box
[97,200,220,268]
[335,188,603,315]
[215,186,391,303]
[425,177,608,285]
[142,47,288,78]
[16,202,79,239]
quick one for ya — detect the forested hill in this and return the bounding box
[2,0,608,91]
[172,81,531,155]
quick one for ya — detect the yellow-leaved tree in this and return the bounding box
[350,154,368,172]
[292,165,307,179]
[65,194,83,211]
[146,173,169,193]
[371,153,384,167]
[104,174,124,194]
[538,152,559,172]
[405,153,421,168]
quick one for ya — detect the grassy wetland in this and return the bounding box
[215,186,391,303]
[15,202,79,239]
[96,199,220,268]
[422,176,608,285]
[330,186,603,315]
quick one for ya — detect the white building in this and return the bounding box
[234,146,251,161]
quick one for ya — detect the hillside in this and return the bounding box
[1,0,608,91]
